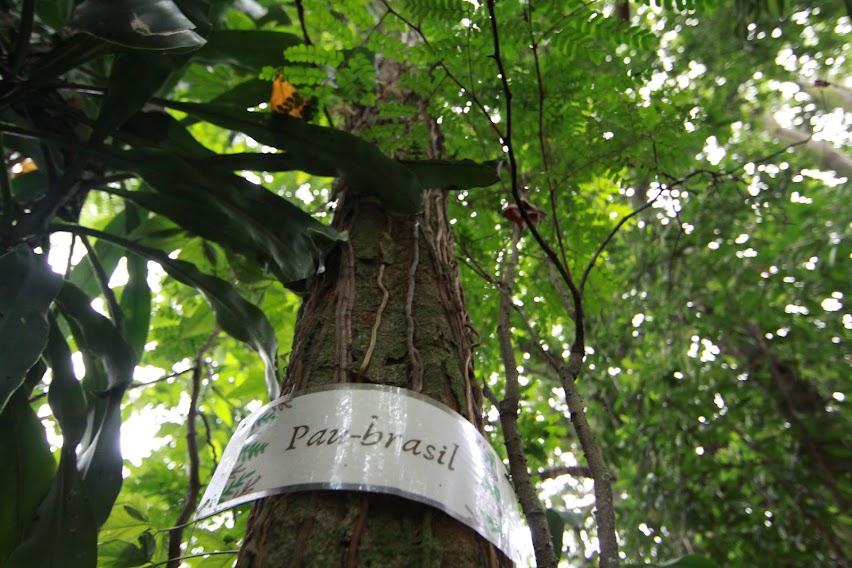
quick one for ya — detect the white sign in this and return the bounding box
[196,384,533,564]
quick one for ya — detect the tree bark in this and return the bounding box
[235,189,512,567]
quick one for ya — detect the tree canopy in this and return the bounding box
[0,0,848,566]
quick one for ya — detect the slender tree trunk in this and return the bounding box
[235,189,511,567]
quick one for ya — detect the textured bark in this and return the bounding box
[235,190,510,568]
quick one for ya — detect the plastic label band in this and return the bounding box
[196,384,533,564]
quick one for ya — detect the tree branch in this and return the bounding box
[166,332,217,568]
[484,3,618,563]
[496,226,557,568]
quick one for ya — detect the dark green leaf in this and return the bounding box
[119,206,152,359]
[71,0,206,51]
[0,245,63,413]
[5,449,97,568]
[43,317,87,447]
[8,322,96,568]
[97,532,156,567]
[69,209,132,298]
[54,224,281,400]
[90,52,184,143]
[0,390,56,561]
[192,30,301,71]
[55,282,136,526]
[400,159,501,190]
[545,509,565,562]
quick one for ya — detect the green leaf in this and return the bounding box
[0,245,63,413]
[43,317,87,447]
[8,322,96,568]
[97,532,156,567]
[545,509,565,562]
[5,448,97,568]
[120,206,152,359]
[69,209,135,298]
[162,101,423,213]
[400,159,501,190]
[36,0,76,29]
[55,224,281,400]
[0,389,56,561]
[114,145,343,286]
[192,30,301,71]
[90,52,184,142]
[71,0,206,51]
[55,282,136,526]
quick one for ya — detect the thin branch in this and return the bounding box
[79,234,123,328]
[166,332,217,568]
[484,0,586,372]
[379,0,504,144]
[580,189,663,293]
[199,411,220,470]
[538,465,594,480]
[151,550,238,567]
[294,0,312,44]
[130,366,195,389]
[496,225,557,568]
[526,0,569,269]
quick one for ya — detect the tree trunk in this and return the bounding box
[235,189,512,567]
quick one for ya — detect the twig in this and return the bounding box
[151,550,238,567]
[538,465,594,480]
[496,225,557,568]
[294,0,312,45]
[527,0,569,269]
[199,411,220,470]
[0,133,14,232]
[166,332,217,568]
[379,0,504,144]
[129,366,195,389]
[79,234,123,328]
[580,189,664,293]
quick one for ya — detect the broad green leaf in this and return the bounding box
[162,101,423,213]
[0,389,55,561]
[161,100,500,213]
[5,449,97,568]
[400,159,501,190]
[69,208,136,298]
[54,224,281,400]
[97,532,156,568]
[90,52,183,143]
[36,0,75,28]
[120,206,152,359]
[545,509,565,563]
[43,318,87,447]
[71,0,206,51]
[192,30,301,71]
[55,282,136,526]
[117,146,343,286]
[0,245,63,413]
[8,323,96,568]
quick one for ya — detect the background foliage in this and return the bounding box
[0,0,848,566]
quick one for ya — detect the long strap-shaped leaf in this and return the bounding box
[53,223,281,400]
[159,100,500,214]
[55,281,137,526]
[7,320,96,568]
[0,245,63,413]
